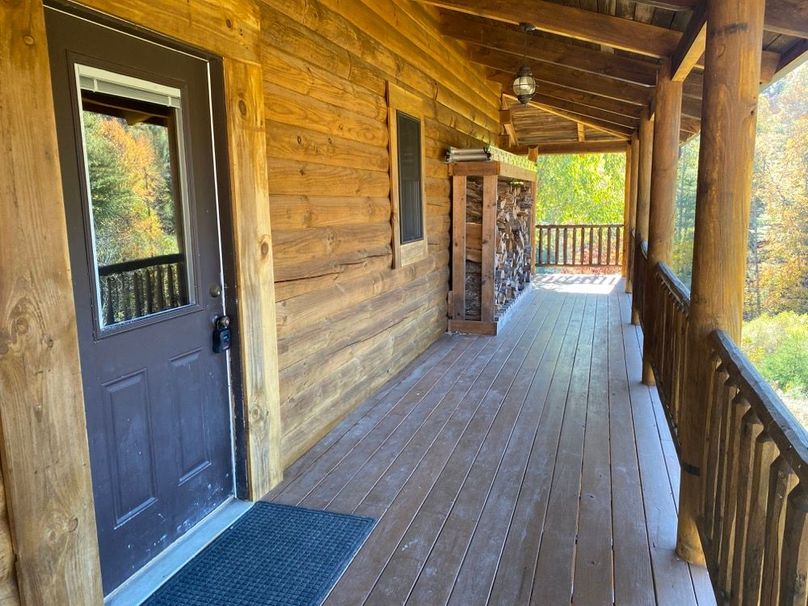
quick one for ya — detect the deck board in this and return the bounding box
[264,274,716,605]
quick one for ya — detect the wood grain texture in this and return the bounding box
[224,58,284,496]
[74,0,261,63]
[0,2,102,604]
[419,0,682,57]
[677,0,766,564]
[263,275,714,605]
[259,0,499,467]
[440,14,659,86]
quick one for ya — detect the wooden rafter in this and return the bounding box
[670,6,706,81]
[419,0,683,58]
[439,13,660,86]
[470,46,652,105]
[504,93,633,138]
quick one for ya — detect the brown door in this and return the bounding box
[46,7,234,595]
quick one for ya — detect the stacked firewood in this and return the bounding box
[465,178,483,320]
[495,182,533,317]
[462,178,533,320]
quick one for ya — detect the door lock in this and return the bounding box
[212,315,231,353]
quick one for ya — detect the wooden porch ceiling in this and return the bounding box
[419,0,808,147]
[265,275,715,605]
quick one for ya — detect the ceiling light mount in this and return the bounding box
[512,23,537,105]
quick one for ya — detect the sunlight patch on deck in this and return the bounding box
[536,273,621,295]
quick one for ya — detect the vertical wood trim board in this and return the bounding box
[223,58,284,496]
[0,2,102,604]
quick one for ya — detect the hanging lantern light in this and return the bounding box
[512,23,537,105]
[512,65,536,105]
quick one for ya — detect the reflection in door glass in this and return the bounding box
[80,89,190,327]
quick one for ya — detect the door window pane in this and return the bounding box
[77,71,191,327]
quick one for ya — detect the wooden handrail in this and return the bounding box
[632,239,808,605]
[535,223,623,268]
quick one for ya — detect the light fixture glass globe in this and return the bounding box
[512,65,536,105]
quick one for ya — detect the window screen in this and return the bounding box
[396,111,424,244]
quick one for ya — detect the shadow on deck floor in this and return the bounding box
[265,274,715,606]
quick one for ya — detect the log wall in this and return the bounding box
[259,0,500,466]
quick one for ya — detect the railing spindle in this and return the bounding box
[730,408,765,603]
[780,483,808,605]
[741,429,777,606]
[762,456,797,604]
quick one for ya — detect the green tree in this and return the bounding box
[536,152,626,223]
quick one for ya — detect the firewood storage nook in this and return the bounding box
[448,153,538,336]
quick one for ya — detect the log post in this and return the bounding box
[625,134,640,294]
[621,146,632,279]
[676,0,765,565]
[632,110,653,327]
[642,62,683,385]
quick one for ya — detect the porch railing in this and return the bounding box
[98,253,186,325]
[535,223,623,268]
[633,235,808,605]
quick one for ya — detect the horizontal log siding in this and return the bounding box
[259,0,499,467]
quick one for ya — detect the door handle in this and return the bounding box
[212,315,231,353]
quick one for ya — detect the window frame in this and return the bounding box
[387,82,428,269]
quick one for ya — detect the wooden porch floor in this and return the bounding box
[265,274,715,605]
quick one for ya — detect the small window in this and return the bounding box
[388,83,428,268]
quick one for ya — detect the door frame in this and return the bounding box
[0,1,282,604]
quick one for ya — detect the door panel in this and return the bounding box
[46,7,234,595]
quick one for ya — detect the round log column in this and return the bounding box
[647,62,682,268]
[642,63,683,385]
[632,111,653,325]
[676,0,765,565]
[622,146,632,280]
[625,134,640,294]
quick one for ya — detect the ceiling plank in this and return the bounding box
[439,13,660,86]
[531,94,639,128]
[506,95,635,138]
[418,0,682,57]
[631,0,808,36]
[764,0,808,38]
[469,46,652,105]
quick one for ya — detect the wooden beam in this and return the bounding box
[500,107,518,147]
[0,2,103,604]
[671,6,706,81]
[535,140,628,154]
[577,123,586,142]
[420,0,683,58]
[439,13,659,86]
[677,0,766,567]
[470,46,652,105]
